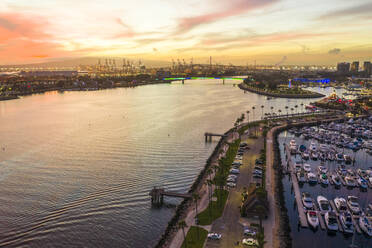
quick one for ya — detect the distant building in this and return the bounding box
[350,61,359,73]
[20,70,78,77]
[337,62,350,73]
[363,61,372,76]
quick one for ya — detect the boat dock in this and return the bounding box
[285,144,309,228]
[352,217,362,234]
[204,132,227,142]
[149,187,191,205]
[312,200,326,230]
[329,200,344,232]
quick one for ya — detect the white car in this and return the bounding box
[227,177,236,183]
[243,227,257,236]
[230,169,240,174]
[226,182,236,188]
[207,233,222,240]
[242,238,258,246]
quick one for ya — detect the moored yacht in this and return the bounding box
[357,177,368,189]
[331,174,342,186]
[319,173,329,185]
[301,151,310,160]
[307,211,319,229]
[339,211,354,233]
[317,196,331,212]
[359,215,372,236]
[334,197,348,213]
[307,172,317,184]
[325,211,338,232]
[309,142,317,152]
[302,192,314,209]
[310,152,318,160]
[344,176,357,187]
[347,196,361,215]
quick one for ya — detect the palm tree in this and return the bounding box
[300,102,304,113]
[255,205,267,231]
[252,106,256,121]
[260,105,264,120]
[178,220,188,248]
[257,232,266,248]
[193,193,201,219]
[291,107,294,115]
[294,104,298,115]
[192,193,201,238]
[206,179,213,216]
[246,110,250,123]
[285,106,289,116]
[270,106,274,116]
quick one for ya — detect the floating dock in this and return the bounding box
[285,144,309,228]
[312,200,326,230]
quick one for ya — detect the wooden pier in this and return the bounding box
[149,187,191,205]
[204,132,227,142]
[312,200,326,230]
[285,144,309,228]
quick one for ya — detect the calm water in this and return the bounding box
[278,130,372,248]
[0,81,340,247]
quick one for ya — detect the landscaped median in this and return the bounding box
[181,226,208,248]
[196,189,229,225]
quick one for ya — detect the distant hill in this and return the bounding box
[0,57,172,69]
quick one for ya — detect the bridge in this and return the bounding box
[163,76,246,84]
[149,186,192,205]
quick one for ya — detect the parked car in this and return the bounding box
[226,182,236,188]
[207,233,222,240]
[243,227,257,236]
[242,238,258,246]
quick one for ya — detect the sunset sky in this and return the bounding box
[1,0,372,65]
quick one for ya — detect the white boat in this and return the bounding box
[347,196,361,215]
[340,211,354,233]
[310,142,317,152]
[319,173,329,185]
[317,166,328,174]
[302,192,314,209]
[310,152,318,160]
[317,196,331,212]
[301,152,309,160]
[331,174,342,186]
[344,176,356,187]
[359,215,372,236]
[307,211,319,229]
[297,171,306,183]
[307,173,317,184]
[357,177,368,189]
[325,211,338,231]
[319,144,328,152]
[334,197,348,213]
[303,164,311,172]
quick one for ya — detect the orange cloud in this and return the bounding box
[176,0,279,33]
[0,12,74,64]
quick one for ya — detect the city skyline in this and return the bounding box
[1,0,372,65]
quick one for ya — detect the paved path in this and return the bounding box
[264,126,279,248]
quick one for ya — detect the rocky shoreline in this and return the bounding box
[238,83,325,99]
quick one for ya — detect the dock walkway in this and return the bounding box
[285,144,309,228]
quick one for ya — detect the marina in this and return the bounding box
[279,116,372,247]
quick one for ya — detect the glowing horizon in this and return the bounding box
[1,0,372,66]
